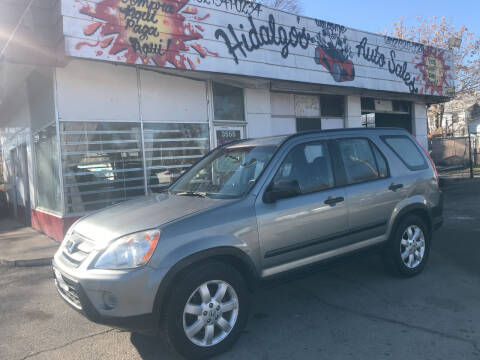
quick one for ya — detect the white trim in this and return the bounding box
[58,118,141,123]
[213,120,248,125]
[54,69,66,217]
[58,119,210,125]
[206,80,215,150]
[34,207,63,218]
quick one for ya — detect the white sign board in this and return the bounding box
[62,0,455,97]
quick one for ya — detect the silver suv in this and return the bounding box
[53,128,443,359]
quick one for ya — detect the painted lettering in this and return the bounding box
[356,37,418,94]
[215,14,314,64]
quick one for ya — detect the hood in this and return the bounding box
[73,193,228,246]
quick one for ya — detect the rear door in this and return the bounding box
[255,139,348,274]
[334,137,406,244]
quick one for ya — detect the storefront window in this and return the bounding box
[320,95,345,117]
[34,125,61,212]
[213,83,245,121]
[144,123,210,193]
[60,122,145,214]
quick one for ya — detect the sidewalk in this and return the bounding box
[0,218,59,267]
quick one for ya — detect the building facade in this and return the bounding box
[0,0,455,241]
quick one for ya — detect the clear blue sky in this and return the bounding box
[303,0,480,36]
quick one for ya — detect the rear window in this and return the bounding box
[382,135,427,170]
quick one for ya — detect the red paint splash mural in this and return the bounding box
[414,47,453,96]
[74,0,216,69]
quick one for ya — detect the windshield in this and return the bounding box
[169,138,284,199]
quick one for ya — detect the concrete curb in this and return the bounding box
[0,257,52,268]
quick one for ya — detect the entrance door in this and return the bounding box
[255,140,348,273]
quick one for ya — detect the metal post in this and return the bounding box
[468,129,474,178]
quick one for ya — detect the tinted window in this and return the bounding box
[274,142,334,194]
[320,95,344,117]
[392,100,410,113]
[382,136,427,170]
[361,97,375,112]
[296,118,322,132]
[213,83,245,121]
[338,138,382,184]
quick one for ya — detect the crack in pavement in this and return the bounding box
[19,329,116,360]
[295,284,480,354]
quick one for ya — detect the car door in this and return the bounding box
[334,137,406,244]
[255,139,348,275]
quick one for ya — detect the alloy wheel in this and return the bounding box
[400,225,426,269]
[182,280,239,347]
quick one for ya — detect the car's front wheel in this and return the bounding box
[161,261,250,359]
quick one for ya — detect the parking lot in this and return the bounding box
[1,179,479,360]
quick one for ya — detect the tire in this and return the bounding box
[161,261,250,359]
[384,215,431,277]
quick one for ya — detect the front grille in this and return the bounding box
[54,270,82,310]
[61,232,95,267]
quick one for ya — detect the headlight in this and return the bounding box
[94,229,161,270]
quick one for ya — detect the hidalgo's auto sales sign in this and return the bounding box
[62,0,455,97]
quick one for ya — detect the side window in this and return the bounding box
[382,135,427,170]
[337,138,383,184]
[274,142,334,194]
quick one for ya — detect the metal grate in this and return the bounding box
[61,232,95,268]
[54,271,82,310]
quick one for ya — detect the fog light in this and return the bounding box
[102,291,117,310]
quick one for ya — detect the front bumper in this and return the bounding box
[52,256,166,334]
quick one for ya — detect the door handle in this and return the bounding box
[324,196,344,206]
[389,183,404,191]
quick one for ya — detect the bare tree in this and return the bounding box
[256,0,302,14]
[383,17,480,133]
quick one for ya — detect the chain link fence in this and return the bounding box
[429,135,480,178]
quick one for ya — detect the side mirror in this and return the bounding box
[263,180,301,204]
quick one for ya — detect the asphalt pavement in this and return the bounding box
[1,179,479,360]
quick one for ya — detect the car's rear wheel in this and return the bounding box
[385,215,431,277]
[161,261,250,359]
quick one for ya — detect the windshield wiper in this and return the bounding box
[174,191,209,198]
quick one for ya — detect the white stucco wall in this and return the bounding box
[413,102,428,149]
[246,88,273,138]
[56,60,140,122]
[55,59,209,125]
[270,92,296,136]
[140,70,208,123]
[346,95,362,128]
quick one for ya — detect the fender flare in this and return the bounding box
[151,246,259,326]
[388,203,433,239]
